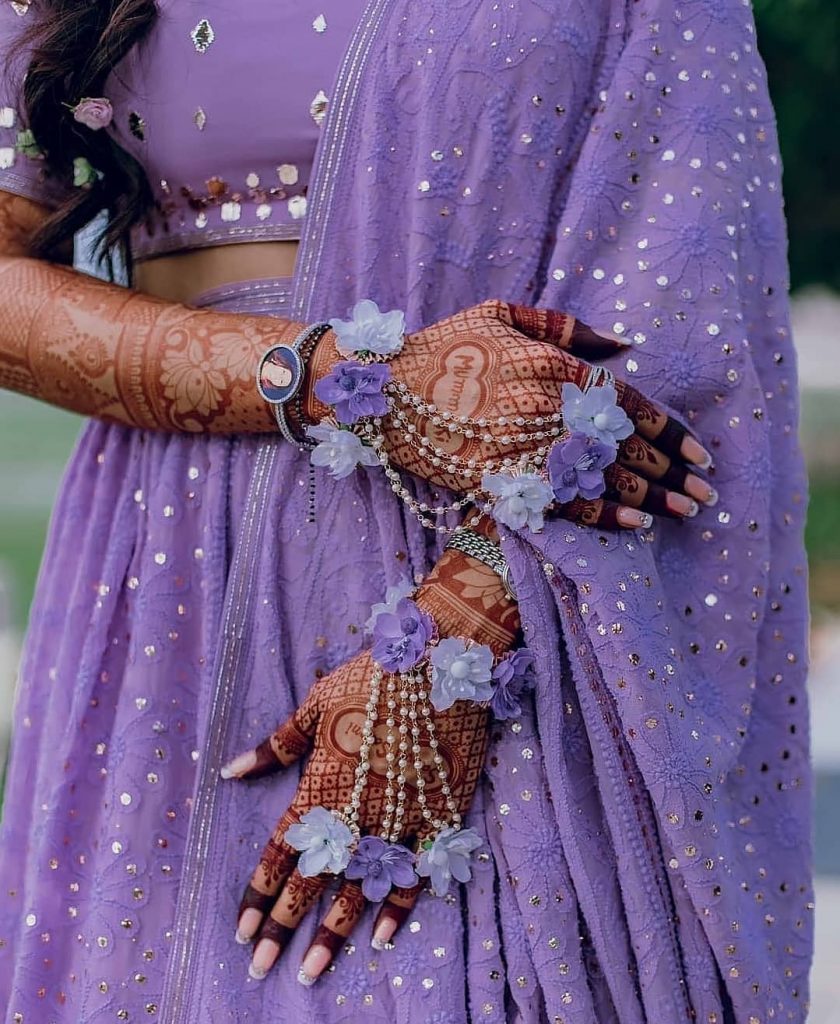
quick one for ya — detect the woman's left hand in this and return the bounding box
[221,518,519,984]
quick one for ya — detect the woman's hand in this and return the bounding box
[221,518,519,984]
[302,299,716,529]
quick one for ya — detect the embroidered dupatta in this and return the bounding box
[165,2,812,1021]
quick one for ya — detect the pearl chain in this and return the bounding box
[346,660,463,847]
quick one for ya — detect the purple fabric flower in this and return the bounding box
[371,597,434,673]
[365,578,415,633]
[71,97,113,131]
[490,648,536,721]
[314,360,392,425]
[329,298,406,357]
[428,637,495,712]
[561,381,634,447]
[416,827,484,897]
[285,807,354,877]
[547,431,616,503]
[345,836,418,901]
[307,421,379,479]
[481,470,554,533]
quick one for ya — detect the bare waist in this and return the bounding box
[134,240,299,306]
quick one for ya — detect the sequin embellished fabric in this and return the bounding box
[0,0,364,258]
[0,0,812,1022]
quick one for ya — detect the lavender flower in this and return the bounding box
[371,597,434,673]
[561,381,633,447]
[428,637,494,712]
[314,360,392,425]
[285,807,354,877]
[547,432,616,503]
[329,299,406,358]
[490,648,537,721]
[481,470,553,533]
[345,836,418,901]
[416,827,484,897]
[365,578,415,633]
[307,421,380,479]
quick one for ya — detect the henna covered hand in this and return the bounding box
[301,299,717,528]
[221,518,519,983]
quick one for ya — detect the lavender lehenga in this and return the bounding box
[0,1,813,1022]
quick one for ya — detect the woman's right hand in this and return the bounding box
[303,299,717,530]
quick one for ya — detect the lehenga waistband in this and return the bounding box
[190,276,294,316]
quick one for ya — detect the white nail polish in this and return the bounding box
[297,968,316,987]
[235,930,251,945]
[220,765,235,780]
[704,488,719,507]
[685,500,700,518]
[639,512,653,529]
[698,453,713,471]
[248,963,267,981]
[371,937,386,951]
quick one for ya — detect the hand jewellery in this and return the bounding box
[284,593,536,899]
[444,527,517,600]
[256,322,332,447]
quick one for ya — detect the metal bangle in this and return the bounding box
[445,528,517,601]
[262,322,332,448]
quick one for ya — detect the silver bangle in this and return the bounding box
[256,322,331,447]
[445,528,517,600]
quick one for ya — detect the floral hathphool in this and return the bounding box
[287,587,536,898]
[302,299,634,535]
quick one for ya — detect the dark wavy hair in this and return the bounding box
[21,0,158,264]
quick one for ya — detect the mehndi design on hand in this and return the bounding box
[222,516,520,985]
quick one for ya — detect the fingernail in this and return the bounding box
[300,944,332,982]
[248,963,267,981]
[617,508,653,529]
[251,938,279,977]
[667,493,698,518]
[297,968,316,987]
[237,908,262,943]
[220,750,256,780]
[703,487,718,507]
[682,436,713,469]
[371,918,398,950]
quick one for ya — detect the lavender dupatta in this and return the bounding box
[164,1,812,1021]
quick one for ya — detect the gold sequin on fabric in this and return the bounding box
[190,18,215,53]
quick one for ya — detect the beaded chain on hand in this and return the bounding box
[258,299,647,537]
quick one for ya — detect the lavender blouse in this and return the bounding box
[0,0,365,259]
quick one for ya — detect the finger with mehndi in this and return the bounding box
[221,694,320,780]
[604,465,699,520]
[617,434,718,506]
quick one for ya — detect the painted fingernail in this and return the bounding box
[667,493,698,518]
[681,436,713,469]
[248,963,267,981]
[220,750,256,780]
[251,938,280,977]
[703,487,718,507]
[617,508,653,529]
[297,968,316,987]
[300,944,332,982]
[371,917,398,950]
[237,909,262,942]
